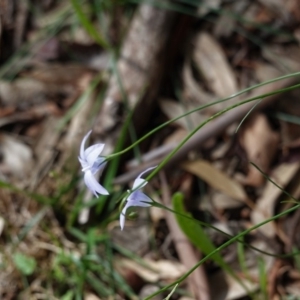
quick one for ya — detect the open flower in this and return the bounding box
[120,166,156,230]
[78,130,109,197]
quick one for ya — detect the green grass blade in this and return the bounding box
[70,0,110,49]
[258,257,268,299]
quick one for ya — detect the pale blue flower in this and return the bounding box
[78,130,109,197]
[120,166,156,230]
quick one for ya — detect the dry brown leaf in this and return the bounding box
[84,294,101,300]
[239,114,280,187]
[254,62,283,83]
[139,285,163,300]
[182,61,215,106]
[211,191,245,210]
[181,159,247,201]
[0,134,33,180]
[118,258,186,282]
[0,78,49,106]
[262,45,300,73]
[193,32,238,99]
[251,162,300,238]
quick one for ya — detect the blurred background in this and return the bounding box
[0,0,300,299]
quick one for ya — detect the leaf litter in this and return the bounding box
[0,0,300,299]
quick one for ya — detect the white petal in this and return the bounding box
[132,178,147,190]
[128,190,152,207]
[84,170,109,196]
[132,166,157,190]
[80,130,92,159]
[90,158,106,175]
[120,191,152,230]
[85,143,105,166]
[120,204,129,230]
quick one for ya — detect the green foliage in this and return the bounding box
[172,192,227,264]
[13,253,37,276]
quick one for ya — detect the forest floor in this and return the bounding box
[1,0,300,299]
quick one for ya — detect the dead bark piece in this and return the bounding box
[94,4,176,141]
[239,114,280,187]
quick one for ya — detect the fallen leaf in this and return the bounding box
[211,191,245,210]
[251,162,300,238]
[84,294,101,300]
[239,114,280,187]
[262,45,300,73]
[193,32,238,99]
[181,159,247,201]
[118,259,186,283]
[182,61,215,106]
[0,134,33,179]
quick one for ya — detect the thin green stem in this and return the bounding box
[106,72,300,160]
[235,99,262,133]
[145,83,300,182]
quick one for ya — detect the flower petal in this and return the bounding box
[132,178,147,190]
[120,191,152,230]
[132,166,157,190]
[128,190,152,207]
[80,130,92,159]
[120,203,129,230]
[84,170,109,196]
[85,143,105,166]
[90,158,106,175]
